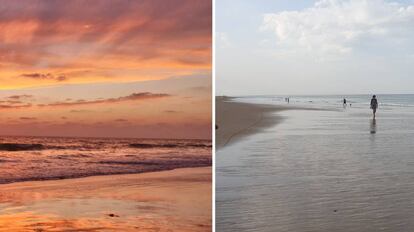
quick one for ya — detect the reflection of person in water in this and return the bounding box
[370,119,377,134]
[370,95,378,119]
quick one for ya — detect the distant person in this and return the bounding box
[370,95,378,119]
[343,98,347,108]
[287,97,290,104]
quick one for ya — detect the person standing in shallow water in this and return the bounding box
[370,95,378,119]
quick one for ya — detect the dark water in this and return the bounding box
[217,95,414,232]
[0,136,211,184]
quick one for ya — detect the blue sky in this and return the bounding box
[216,0,414,95]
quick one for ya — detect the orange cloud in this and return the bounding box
[19,117,36,120]
[7,95,33,99]
[21,73,67,81]
[0,92,170,109]
[0,0,212,89]
[40,92,170,107]
[0,104,32,109]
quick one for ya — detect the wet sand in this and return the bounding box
[216,96,292,148]
[217,97,414,231]
[0,167,211,231]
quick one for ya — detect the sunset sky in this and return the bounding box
[0,0,211,139]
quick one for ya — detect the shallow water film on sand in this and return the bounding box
[0,167,211,231]
[217,95,414,232]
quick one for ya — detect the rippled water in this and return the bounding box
[0,136,211,184]
[217,95,414,232]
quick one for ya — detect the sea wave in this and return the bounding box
[0,143,44,151]
[0,137,211,185]
[0,142,211,152]
[129,143,212,149]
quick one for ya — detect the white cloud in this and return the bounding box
[261,0,414,57]
[217,32,232,48]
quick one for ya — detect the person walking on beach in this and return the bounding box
[343,98,347,108]
[370,95,378,119]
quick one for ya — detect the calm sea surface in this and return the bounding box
[217,94,414,232]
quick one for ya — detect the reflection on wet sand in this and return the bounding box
[370,118,377,134]
[0,167,211,231]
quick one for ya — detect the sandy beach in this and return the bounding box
[216,96,293,148]
[0,167,211,231]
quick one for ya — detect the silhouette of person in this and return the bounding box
[370,95,378,119]
[343,98,347,108]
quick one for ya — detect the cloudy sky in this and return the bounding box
[0,0,211,139]
[216,0,414,95]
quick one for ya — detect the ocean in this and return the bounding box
[234,94,414,109]
[217,94,414,232]
[0,136,211,184]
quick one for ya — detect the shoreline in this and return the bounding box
[0,163,212,185]
[215,96,323,148]
[0,167,212,231]
[216,96,290,148]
